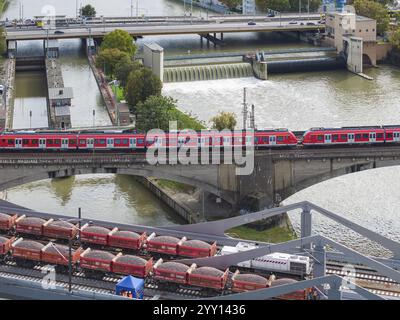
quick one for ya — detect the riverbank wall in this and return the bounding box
[87,54,117,125]
[182,0,228,14]
[0,58,15,130]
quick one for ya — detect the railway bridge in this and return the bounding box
[1,146,400,209]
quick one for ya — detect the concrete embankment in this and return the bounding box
[87,54,117,125]
[0,58,15,130]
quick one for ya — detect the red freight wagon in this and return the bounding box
[0,236,15,256]
[188,266,229,291]
[108,230,146,250]
[231,271,270,293]
[43,220,79,240]
[80,248,120,273]
[178,240,217,258]
[0,213,18,231]
[41,242,82,266]
[153,259,194,285]
[12,238,44,262]
[112,255,153,278]
[146,233,186,256]
[81,224,117,246]
[15,215,47,236]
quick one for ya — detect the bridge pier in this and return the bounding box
[199,33,225,47]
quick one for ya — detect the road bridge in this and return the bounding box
[1,145,400,210]
[0,200,399,300]
[5,20,324,41]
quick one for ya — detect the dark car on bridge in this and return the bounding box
[54,30,65,34]
[248,21,256,26]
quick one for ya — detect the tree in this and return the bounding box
[210,111,237,131]
[80,4,96,18]
[100,29,137,56]
[115,60,142,87]
[125,67,163,108]
[354,0,390,34]
[95,48,131,77]
[135,96,205,131]
[390,27,400,50]
[256,0,290,12]
[0,27,6,55]
[219,0,242,9]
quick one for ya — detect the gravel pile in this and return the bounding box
[234,274,268,285]
[115,255,147,266]
[84,250,115,261]
[83,226,110,234]
[181,240,211,249]
[14,240,44,251]
[113,231,140,239]
[192,267,224,277]
[0,236,9,244]
[18,217,46,226]
[157,261,189,273]
[0,213,12,222]
[151,236,180,244]
[48,220,75,229]
[43,243,72,256]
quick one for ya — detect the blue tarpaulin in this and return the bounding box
[115,275,144,299]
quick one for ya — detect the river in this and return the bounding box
[3,0,400,256]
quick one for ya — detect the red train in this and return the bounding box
[0,212,218,259]
[1,125,400,151]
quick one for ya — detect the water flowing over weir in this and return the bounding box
[163,63,254,83]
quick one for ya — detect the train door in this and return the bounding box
[87,138,94,149]
[61,138,69,149]
[107,138,114,149]
[394,132,400,142]
[129,138,137,149]
[369,132,376,143]
[324,134,332,144]
[15,138,22,149]
[39,138,46,149]
[269,136,276,145]
[348,133,355,144]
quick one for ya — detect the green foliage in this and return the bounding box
[95,48,131,78]
[0,27,6,55]
[219,0,242,9]
[135,96,205,132]
[256,0,290,12]
[210,111,237,131]
[354,0,390,34]
[390,27,400,50]
[100,29,137,56]
[227,225,296,243]
[80,4,96,17]
[124,67,163,108]
[115,60,142,87]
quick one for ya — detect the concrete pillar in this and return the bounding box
[346,36,363,74]
[143,43,164,82]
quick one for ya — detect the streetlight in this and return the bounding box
[92,109,96,127]
[29,110,32,129]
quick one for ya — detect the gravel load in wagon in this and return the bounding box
[0,213,11,222]
[0,236,9,244]
[84,250,115,261]
[113,231,140,239]
[47,220,75,229]
[115,255,147,266]
[14,240,44,250]
[192,267,224,277]
[19,217,46,226]
[43,244,73,256]
[235,274,268,285]
[157,261,189,273]
[84,226,110,234]
[151,236,180,244]
[180,240,211,249]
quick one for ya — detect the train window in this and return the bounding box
[387,133,393,138]
[377,133,383,139]
[122,139,128,144]
[115,139,121,144]
[79,139,86,145]
[277,136,284,141]
[48,139,53,144]
[356,134,361,139]
[262,137,268,142]
[341,134,347,140]
[363,134,369,139]
[23,139,29,144]
[8,139,13,144]
[99,139,105,144]
[138,139,144,144]
[317,135,323,141]
[332,135,338,141]
[55,139,61,144]
[70,139,76,145]
[32,140,38,144]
